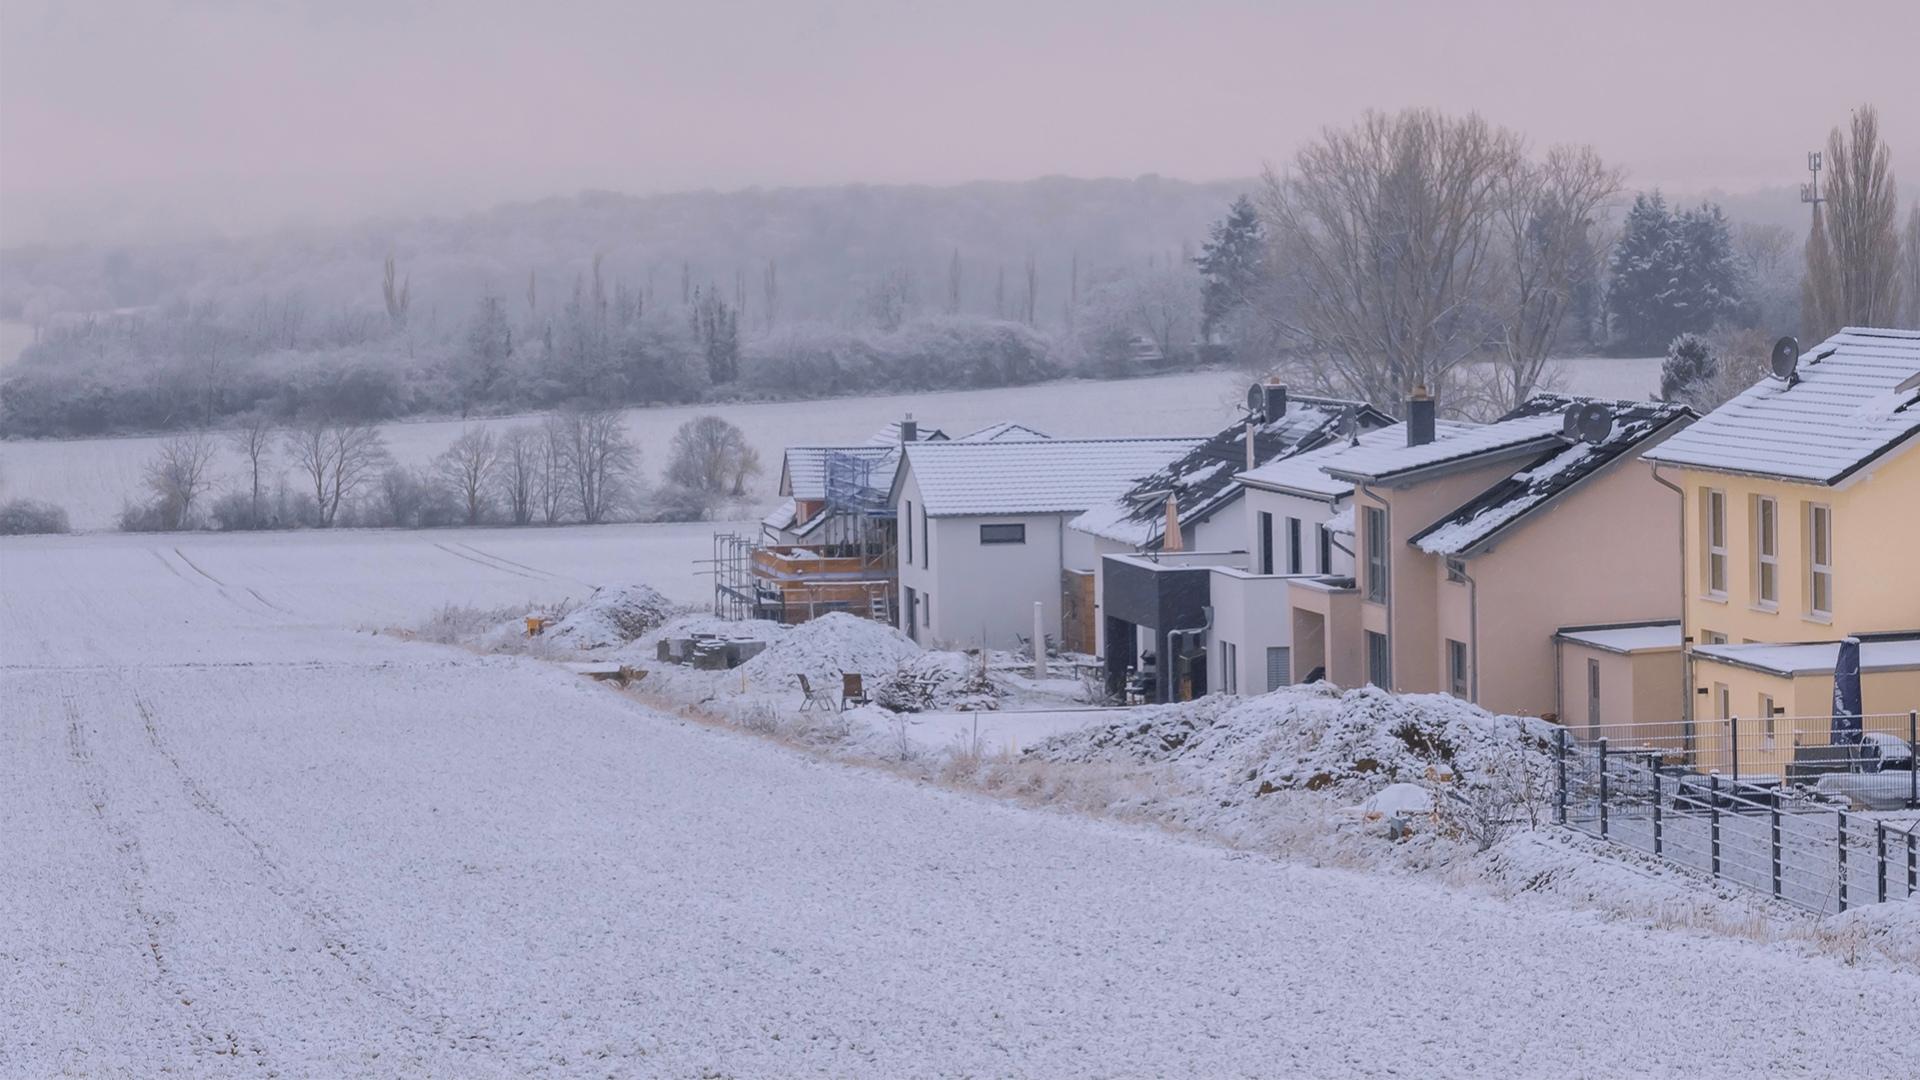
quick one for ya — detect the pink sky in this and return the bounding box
[3,0,1917,245]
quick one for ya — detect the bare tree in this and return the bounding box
[547,406,637,525]
[143,432,218,530]
[1484,145,1623,410]
[284,418,391,527]
[1260,109,1525,408]
[498,425,541,525]
[1803,105,1902,342]
[665,415,762,496]
[436,426,501,525]
[1903,203,1920,329]
[1130,265,1201,364]
[228,413,275,527]
[382,254,412,329]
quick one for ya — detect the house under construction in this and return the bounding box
[715,415,1049,625]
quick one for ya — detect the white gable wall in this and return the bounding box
[1208,486,1356,695]
[904,511,1072,649]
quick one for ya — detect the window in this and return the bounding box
[903,587,918,641]
[1221,641,1238,694]
[1447,639,1468,698]
[1363,507,1389,603]
[1759,693,1776,746]
[1266,647,1290,691]
[1699,630,1727,645]
[1751,495,1778,607]
[920,504,930,568]
[1257,512,1275,575]
[1365,631,1390,688]
[903,500,914,565]
[979,523,1025,545]
[923,592,931,627]
[1702,489,1728,597]
[1317,524,1333,573]
[1806,503,1833,617]
[1713,682,1730,721]
[1586,658,1601,736]
[1286,517,1303,574]
[1445,558,1467,584]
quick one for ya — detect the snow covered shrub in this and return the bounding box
[1431,746,1549,851]
[546,584,674,649]
[873,652,998,713]
[0,498,71,534]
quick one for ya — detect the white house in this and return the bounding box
[889,437,1199,649]
[1211,420,1475,694]
[1066,385,1392,664]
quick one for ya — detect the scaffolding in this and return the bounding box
[710,450,901,625]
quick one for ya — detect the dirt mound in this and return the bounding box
[737,612,921,690]
[547,584,674,649]
[1030,685,1557,801]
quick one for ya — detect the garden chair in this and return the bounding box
[840,672,869,710]
[797,673,836,713]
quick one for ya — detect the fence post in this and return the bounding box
[1910,711,1917,809]
[1837,808,1849,914]
[1596,738,1609,840]
[1910,832,1918,898]
[1708,774,1721,879]
[1769,790,1782,899]
[1554,727,1567,825]
[1650,754,1663,857]
[1877,824,1888,905]
[1729,715,1739,785]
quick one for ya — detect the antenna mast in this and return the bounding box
[1799,150,1824,213]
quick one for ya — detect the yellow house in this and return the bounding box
[1641,327,1920,736]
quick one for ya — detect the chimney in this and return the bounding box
[899,413,917,444]
[1162,493,1184,552]
[1261,379,1288,422]
[1407,385,1435,447]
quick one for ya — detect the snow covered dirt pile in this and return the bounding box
[736,611,922,690]
[1032,684,1557,802]
[545,583,674,649]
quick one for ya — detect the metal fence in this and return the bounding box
[1554,713,1920,914]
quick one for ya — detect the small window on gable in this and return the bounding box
[979,523,1026,545]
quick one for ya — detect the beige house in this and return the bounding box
[1554,622,1684,739]
[1639,326,1920,736]
[1288,393,1694,720]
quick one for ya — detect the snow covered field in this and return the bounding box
[9,523,1914,1078]
[0,357,1663,531]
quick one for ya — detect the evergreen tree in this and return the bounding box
[1194,195,1264,343]
[1659,332,1716,401]
[691,286,740,385]
[1606,192,1742,352]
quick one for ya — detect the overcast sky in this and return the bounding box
[3,0,1917,246]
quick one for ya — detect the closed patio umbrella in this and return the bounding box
[1831,636,1863,746]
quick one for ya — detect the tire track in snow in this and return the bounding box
[451,541,595,587]
[170,546,289,618]
[126,685,485,1056]
[430,540,540,580]
[61,686,243,1067]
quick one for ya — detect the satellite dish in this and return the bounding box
[1770,336,1800,380]
[1561,408,1583,437]
[1245,383,1266,419]
[1574,403,1613,445]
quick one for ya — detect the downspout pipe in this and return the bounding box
[1458,562,1480,705]
[1649,464,1690,741]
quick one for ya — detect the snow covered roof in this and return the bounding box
[895,437,1201,517]
[1238,421,1476,499]
[1555,622,1682,655]
[1694,638,1920,677]
[956,421,1053,442]
[1323,504,1356,536]
[1323,411,1567,484]
[779,445,899,501]
[1411,397,1695,557]
[1067,395,1392,547]
[1641,327,1920,486]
